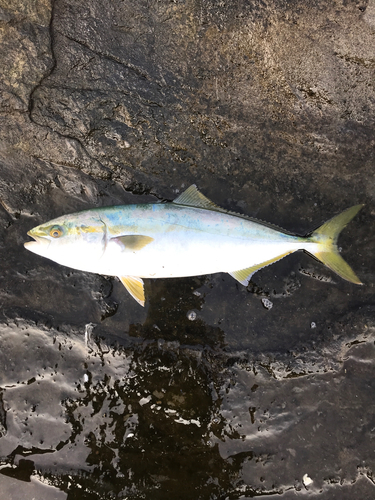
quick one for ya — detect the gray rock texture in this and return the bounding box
[0,0,374,498]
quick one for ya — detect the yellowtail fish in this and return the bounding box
[24,185,363,306]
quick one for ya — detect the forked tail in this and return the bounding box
[309,204,363,284]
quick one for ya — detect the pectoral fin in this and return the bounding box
[229,252,292,286]
[112,235,154,252]
[119,276,146,306]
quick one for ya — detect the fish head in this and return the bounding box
[24,211,107,271]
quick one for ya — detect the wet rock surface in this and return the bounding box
[0,0,375,498]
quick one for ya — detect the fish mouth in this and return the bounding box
[24,231,50,251]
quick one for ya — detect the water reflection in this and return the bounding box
[0,321,237,499]
[1,310,374,499]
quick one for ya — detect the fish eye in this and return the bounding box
[49,225,64,238]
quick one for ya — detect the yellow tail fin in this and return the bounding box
[310,204,363,284]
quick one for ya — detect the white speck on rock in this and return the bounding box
[302,473,313,487]
[261,298,273,310]
[174,417,201,427]
[139,395,152,406]
[187,310,197,321]
[84,323,95,345]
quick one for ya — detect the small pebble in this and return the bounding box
[261,298,273,310]
[187,310,197,321]
[302,473,313,487]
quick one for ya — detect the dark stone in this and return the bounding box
[0,0,374,498]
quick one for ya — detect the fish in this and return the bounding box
[24,185,363,306]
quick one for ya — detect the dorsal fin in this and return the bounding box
[173,185,293,235]
[173,184,222,211]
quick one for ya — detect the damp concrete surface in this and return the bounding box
[0,0,375,499]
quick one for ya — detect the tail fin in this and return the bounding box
[310,204,363,284]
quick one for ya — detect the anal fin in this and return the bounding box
[119,276,146,306]
[229,267,257,286]
[229,252,292,286]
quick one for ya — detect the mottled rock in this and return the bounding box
[0,0,374,498]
